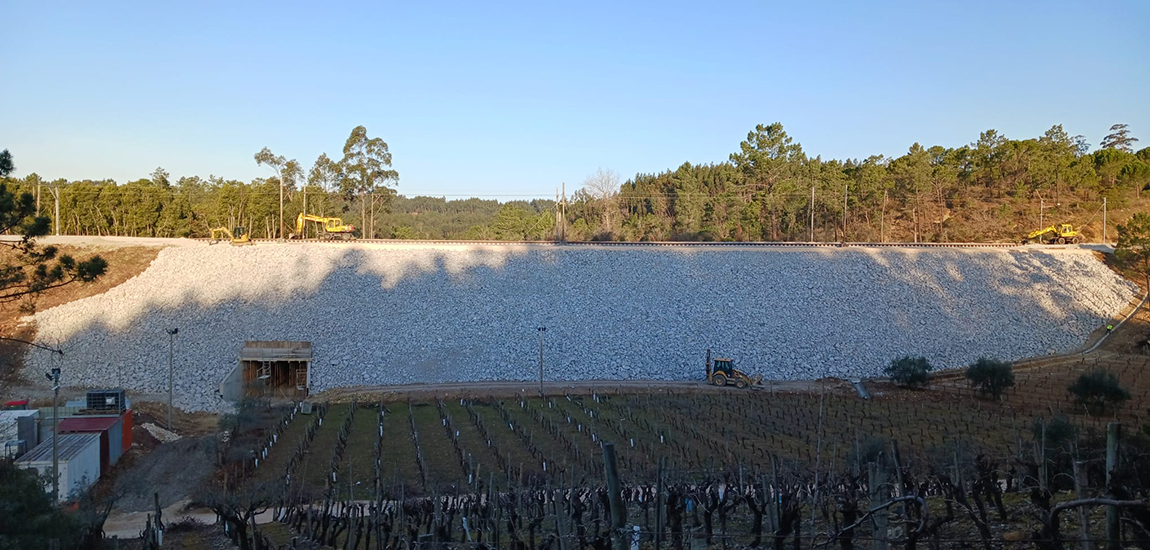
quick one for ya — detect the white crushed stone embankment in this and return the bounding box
[21,243,1138,411]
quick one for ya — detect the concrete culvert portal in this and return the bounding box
[224,341,312,400]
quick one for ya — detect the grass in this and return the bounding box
[409,402,466,489]
[298,405,350,489]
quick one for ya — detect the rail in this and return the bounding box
[204,238,1033,249]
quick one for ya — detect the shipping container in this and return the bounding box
[0,409,39,441]
[16,433,101,502]
[121,409,133,452]
[0,410,40,459]
[58,416,124,474]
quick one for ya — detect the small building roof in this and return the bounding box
[240,341,313,361]
[0,410,39,421]
[17,433,100,464]
[58,416,120,433]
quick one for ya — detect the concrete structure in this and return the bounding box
[17,433,101,502]
[221,341,312,401]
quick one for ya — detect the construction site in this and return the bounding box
[0,233,1148,550]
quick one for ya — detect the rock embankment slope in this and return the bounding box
[22,243,1138,411]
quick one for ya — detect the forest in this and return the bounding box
[1,123,1146,242]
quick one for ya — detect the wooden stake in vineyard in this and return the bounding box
[603,442,626,550]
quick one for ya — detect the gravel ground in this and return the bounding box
[20,243,1138,411]
[114,436,216,512]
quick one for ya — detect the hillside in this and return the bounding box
[18,242,1137,411]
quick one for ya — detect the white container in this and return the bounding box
[0,410,39,441]
[16,433,101,502]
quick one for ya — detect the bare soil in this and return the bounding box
[314,377,843,403]
[0,244,162,385]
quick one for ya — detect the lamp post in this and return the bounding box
[167,328,178,431]
[537,326,546,393]
[46,367,60,502]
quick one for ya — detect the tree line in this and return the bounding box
[2,123,1146,241]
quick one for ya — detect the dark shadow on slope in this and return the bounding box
[22,245,1138,409]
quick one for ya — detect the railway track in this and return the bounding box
[207,238,1038,249]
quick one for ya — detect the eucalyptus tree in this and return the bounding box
[307,153,343,218]
[254,147,302,239]
[339,126,398,238]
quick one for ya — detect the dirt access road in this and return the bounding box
[315,377,851,402]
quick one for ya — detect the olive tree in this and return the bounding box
[884,355,932,388]
[965,358,1015,400]
[1068,370,1130,414]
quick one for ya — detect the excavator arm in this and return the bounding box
[1027,226,1056,239]
[292,214,356,240]
[209,227,234,244]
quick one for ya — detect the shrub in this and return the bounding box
[965,358,1015,399]
[0,461,85,548]
[1068,370,1131,413]
[884,356,932,388]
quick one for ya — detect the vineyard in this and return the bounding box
[200,352,1150,550]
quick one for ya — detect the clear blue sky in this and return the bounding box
[3,1,1148,199]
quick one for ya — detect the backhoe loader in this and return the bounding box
[1024,223,1080,244]
[209,226,250,245]
[705,349,763,389]
[290,214,355,240]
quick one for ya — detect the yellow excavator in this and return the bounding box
[209,226,250,245]
[1024,223,1080,244]
[705,349,763,389]
[290,214,356,240]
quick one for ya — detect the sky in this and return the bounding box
[2,1,1148,199]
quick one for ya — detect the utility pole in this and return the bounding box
[49,367,60,502]
[279,181,284,240]
[48,185,60,236]
[1039,197,1044,230]
[537,326,546,393]
[167,328,179,431]
[1103,197,1108,244]
[809,186,815,242]
[843,185,848,242]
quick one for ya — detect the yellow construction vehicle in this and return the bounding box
[209,226,250,245]
[1024,223,1080,244]
[290,214,356,240]
[705,349,763,389]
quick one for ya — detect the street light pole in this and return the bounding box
[49,367,60,503]
[537,327,546,393]
[167,328,178,431]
